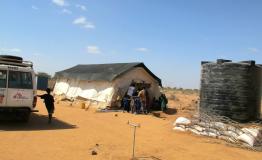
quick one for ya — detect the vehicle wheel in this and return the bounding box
[17,110,31,122]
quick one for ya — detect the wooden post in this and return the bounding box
[127,121,140,160]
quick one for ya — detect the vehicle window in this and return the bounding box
[8,71,33,89]
[0,70,7,88]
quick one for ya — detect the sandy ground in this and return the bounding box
[0,91,261,160]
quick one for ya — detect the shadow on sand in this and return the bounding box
[151,108,177,119]
[164,108,177,115]
[0,113,77,131]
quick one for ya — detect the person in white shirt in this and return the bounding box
[127,83,136,97]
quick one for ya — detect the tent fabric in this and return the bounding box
[53,64,162,109]
[54,62,162,86]
[54,79,114,103]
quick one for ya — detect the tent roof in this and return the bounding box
[54,62,162,86]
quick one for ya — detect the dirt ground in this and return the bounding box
[0,91,261,160]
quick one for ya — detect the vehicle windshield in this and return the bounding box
[8,71,33,89]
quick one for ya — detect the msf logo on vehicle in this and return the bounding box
[13,92,29,100]
[0,94,4,104]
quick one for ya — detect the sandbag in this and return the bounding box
[208,132,218,138]
[192,125,204,132]
[188,128,200,135]
[210,122,227,130]
[222,131,239,139]
[235,129,244,136]
[174,117,191,126]
[197,122,210,128]
[173,126,186,132]
[242,128,262,138]
[227,126,243,136]
[200,131,209,136]
[205,128,220,136]
[177,124,186,129]
[237,134,256,146]
[218,135,228,141]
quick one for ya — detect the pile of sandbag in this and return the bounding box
[173,117,262,147]
[237,128,262,147]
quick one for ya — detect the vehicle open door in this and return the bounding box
[0,70,7,107]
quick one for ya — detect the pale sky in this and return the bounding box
[0,0,261,89]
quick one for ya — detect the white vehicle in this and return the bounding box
[0,55,37,121]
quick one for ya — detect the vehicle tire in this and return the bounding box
[17,110,30,122]
[0,55,23,63]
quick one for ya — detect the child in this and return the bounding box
[38,88,55,123]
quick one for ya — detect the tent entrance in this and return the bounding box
[132,82,151,90]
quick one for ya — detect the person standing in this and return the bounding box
[130,96,135,113]
[122,95,130,113]
[38,88,55,124]
[159,93,168,112]
[138,88,146,114]
[145,88,150,114]
[133,96,141,114]
[132,91,140,114]
[127,82,136,97]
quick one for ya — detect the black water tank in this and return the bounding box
[199,59,262,122]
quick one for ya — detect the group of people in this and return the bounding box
[38,83,168,123]
[122,83,150,114]
[121,82,168,114]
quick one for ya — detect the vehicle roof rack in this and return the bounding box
[0,57,33,68]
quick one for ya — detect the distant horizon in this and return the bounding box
[1,0,261,89]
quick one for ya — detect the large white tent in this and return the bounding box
[53,62,162,109]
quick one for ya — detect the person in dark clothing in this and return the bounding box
[122,95,130,113]
[132,90,141,114]
[133,96,141,114]
[151,97,160,111]
[38,88,55,123]
[159,93,168,112]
